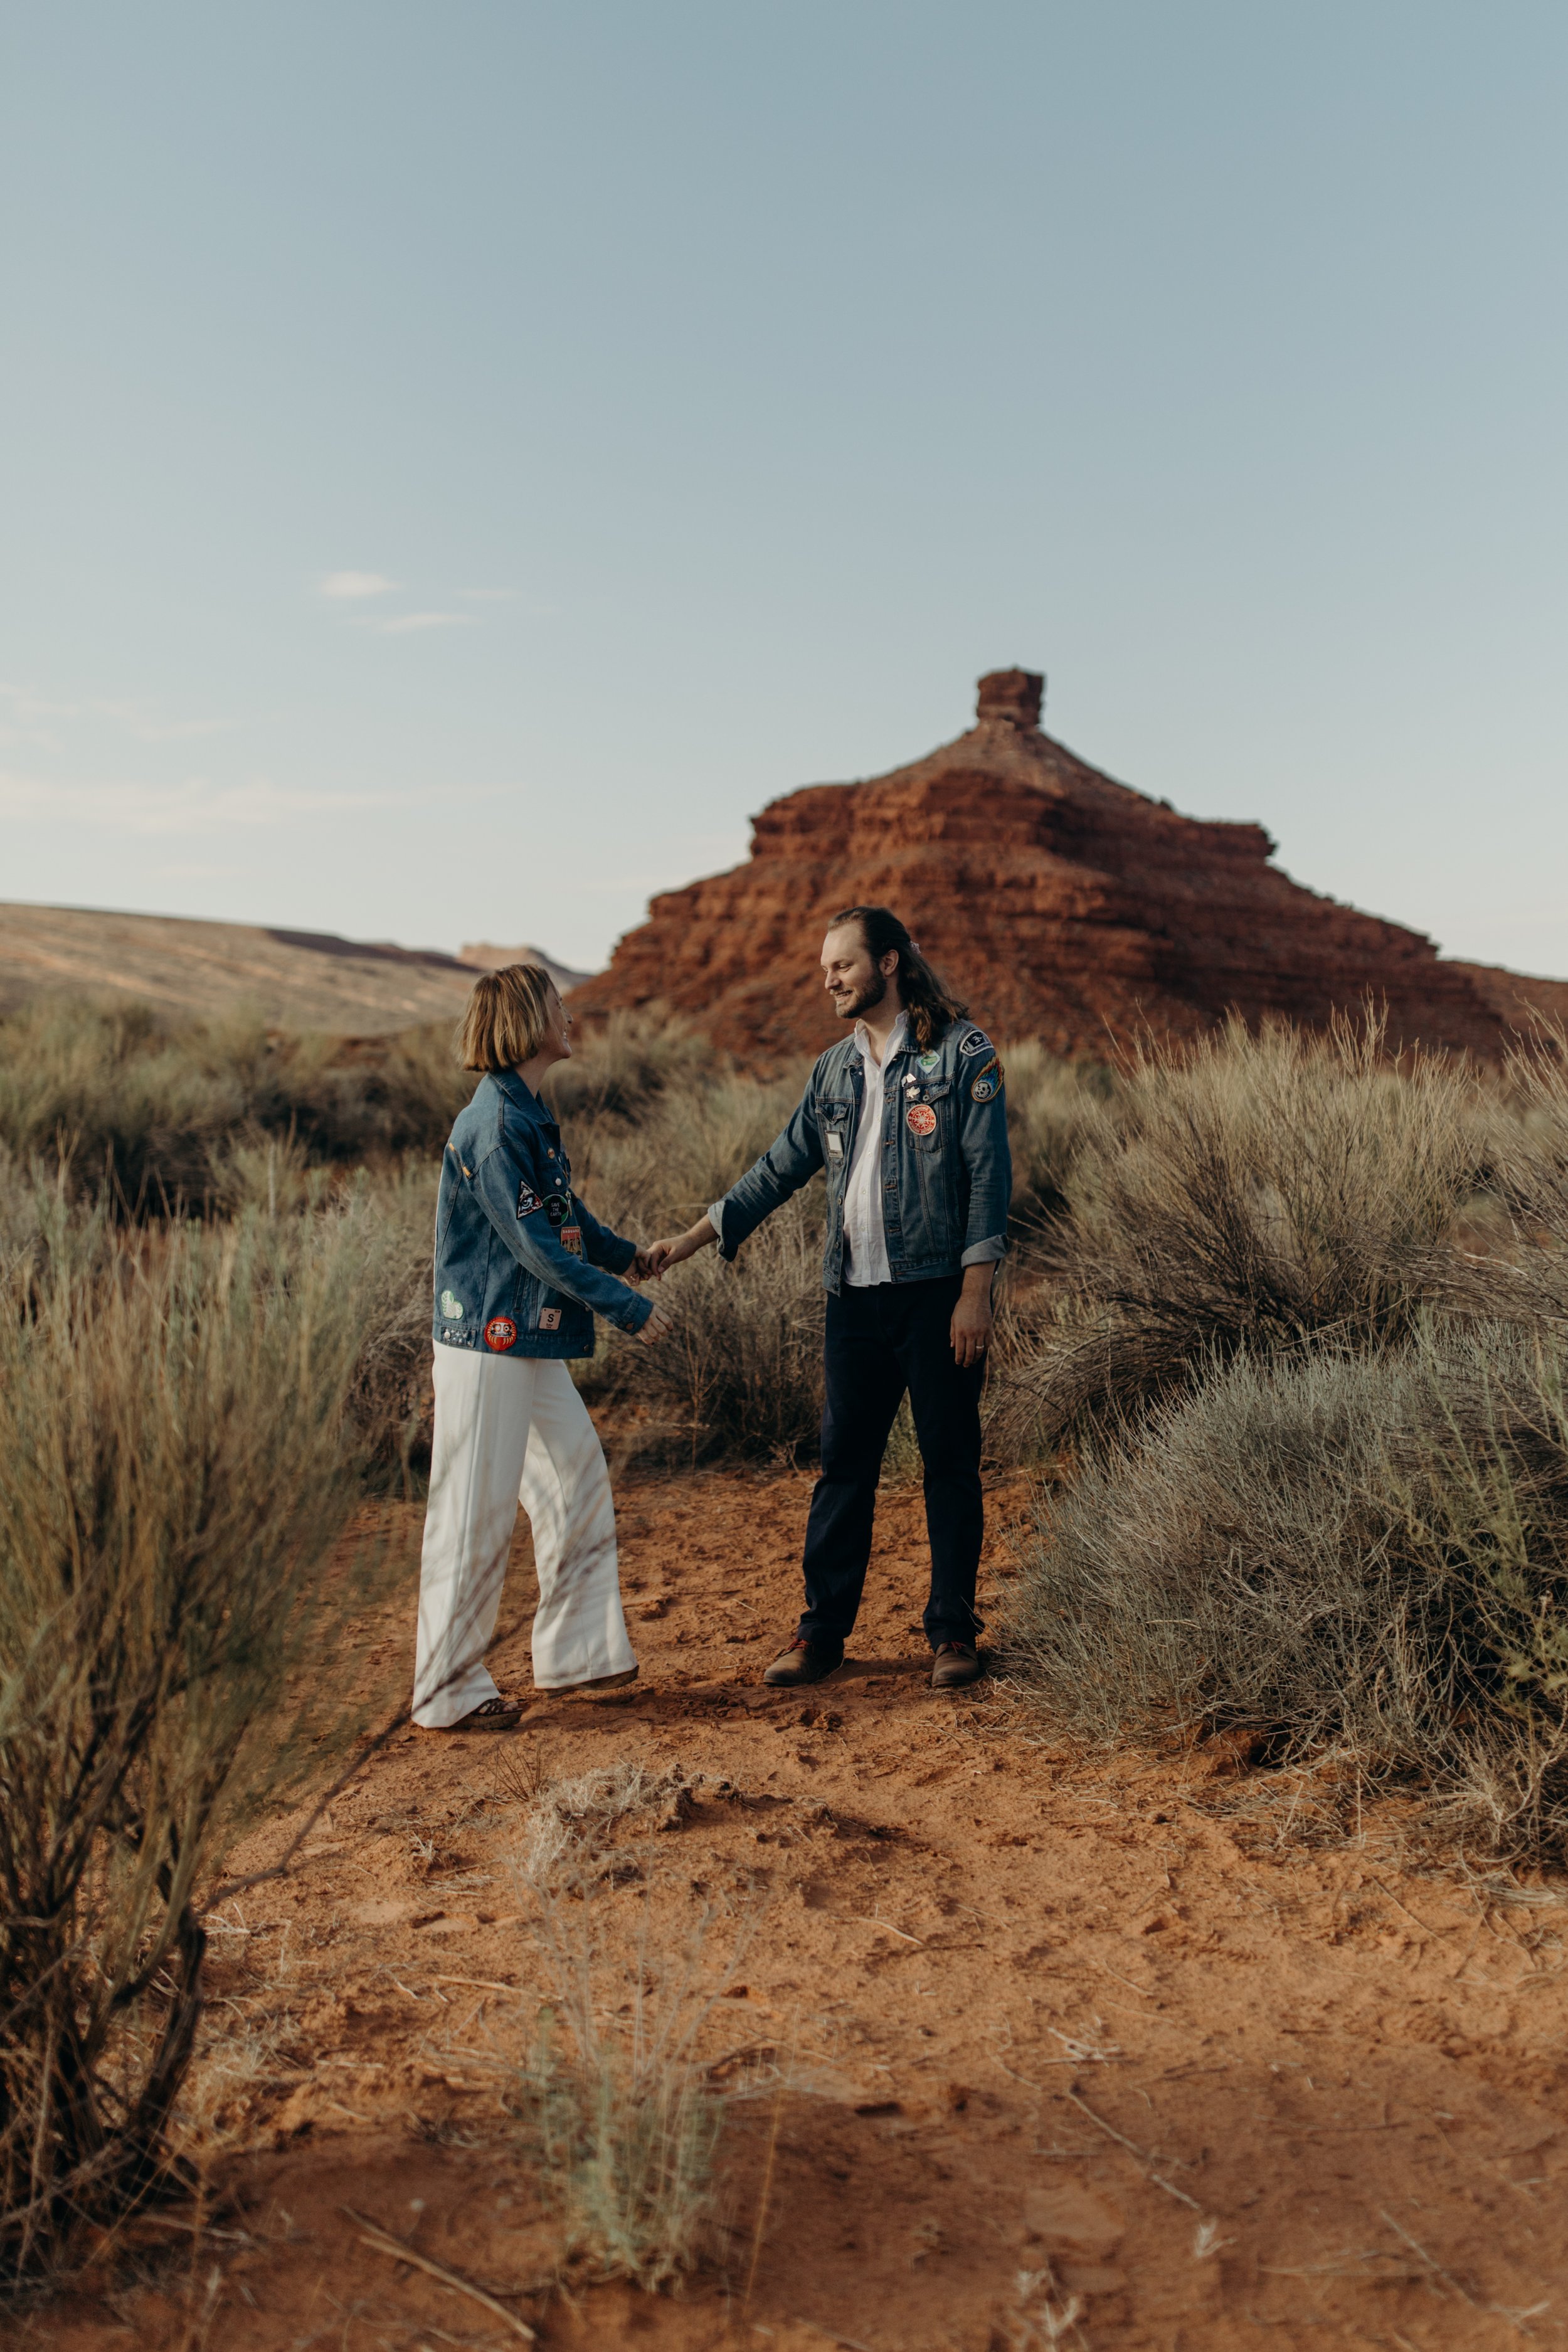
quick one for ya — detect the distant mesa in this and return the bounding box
[0,904,593,1036]
[458,941,595,997]
[569,669,1568,1062]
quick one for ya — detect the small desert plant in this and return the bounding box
[1010,1014,1490,1449]
[0,1195,391,2279]
[507,1766,737,2289]
[1006,1322,1568,1860]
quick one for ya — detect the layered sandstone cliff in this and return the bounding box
[571,670,1556,1062]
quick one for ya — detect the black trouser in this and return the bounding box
[797,1274,984,1654]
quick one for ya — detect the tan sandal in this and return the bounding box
[432,1695,524,1732]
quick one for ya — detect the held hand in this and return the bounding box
[950,1288,993,1370]
[627,1246,659,1282]
[638,1295,676,1345]
[647,1231,700,1275]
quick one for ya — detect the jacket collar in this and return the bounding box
[493,1069,557,1127]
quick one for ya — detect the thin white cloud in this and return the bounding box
[319,570,397,600]
[366,611,476,635]
[97,699,236,744]
[0,772,398,835]
[0,680,76,719]
[459,587,519,601]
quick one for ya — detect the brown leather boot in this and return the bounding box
[931,1641,982,1690]
[762,1636,844,1687]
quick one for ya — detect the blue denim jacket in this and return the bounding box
[712,1018,1011,1292]
[431,1071,652,1360]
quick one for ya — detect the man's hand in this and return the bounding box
[950,1266,995,1369]
[627,1246,659,1282]
[646,1216,719,1278]
[638,1295,675,1345]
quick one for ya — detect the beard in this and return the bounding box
[833,967,887,1022]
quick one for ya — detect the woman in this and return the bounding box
[412,964,670,1730]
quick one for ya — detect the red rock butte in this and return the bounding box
[571,669,1568,1062]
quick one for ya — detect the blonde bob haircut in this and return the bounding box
[458,963,556,1073]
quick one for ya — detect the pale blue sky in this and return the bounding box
[3,3,1564,977]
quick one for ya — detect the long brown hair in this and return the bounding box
[829,906,968,1052]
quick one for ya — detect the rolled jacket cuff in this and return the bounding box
[960,1236,1007,1268]
[707,1199,736,1261]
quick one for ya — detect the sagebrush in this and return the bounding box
[0,1190,398,2278]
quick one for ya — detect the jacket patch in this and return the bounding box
[439,1288,465,1320]
[918,1048,941,1072]
[906,1103,938,1138]
[484,1315,519,1352]
[560,1224,584,1257]
[960,1031,992,1057]
[970,1054,1005,1103]
[517,1181,542,1218]
[539,1308,562,1331]
[826,1130,844,1157]
[543,1192,570,1227]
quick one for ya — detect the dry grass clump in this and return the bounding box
[0,1197,391,2281]
[1007,1015,1490,1451]
[1008,1328,1568,1860]
[1001,1039,1115,1234]
[543,1005,714,1125]
[506,1766,739,2290]
[0,996,471,1209]
[571,1071,825,1465]
[1007,1022,1568,1864]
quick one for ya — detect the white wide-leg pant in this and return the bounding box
[412,1347,637,1727]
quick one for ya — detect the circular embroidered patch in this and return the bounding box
[439,1289,465,1320]
[543,1192,570,1227]
[971,1078,999,1103]
[906,1102,938,1138]
[484,1315,519,1352]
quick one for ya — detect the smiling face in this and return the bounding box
[538,980,573,1064]
[821,920,900,1023]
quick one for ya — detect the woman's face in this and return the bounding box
[541,982,573,1063]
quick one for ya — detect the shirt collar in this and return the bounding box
[853,1011,908,1073]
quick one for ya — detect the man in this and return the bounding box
[650,906,1010,1691]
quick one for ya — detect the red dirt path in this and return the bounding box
[30,1470,1568,2352]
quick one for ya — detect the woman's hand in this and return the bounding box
[627,1246,660,1282]
[638,1295,675,1345]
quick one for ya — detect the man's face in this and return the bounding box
[821,923,888,1022]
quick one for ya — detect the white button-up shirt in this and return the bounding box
[841,1012,906,1288]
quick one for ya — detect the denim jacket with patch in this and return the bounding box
[711,1018,1011,1292]
[430,1071,652,1360]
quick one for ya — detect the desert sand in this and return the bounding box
[38,1470,1568,2351]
